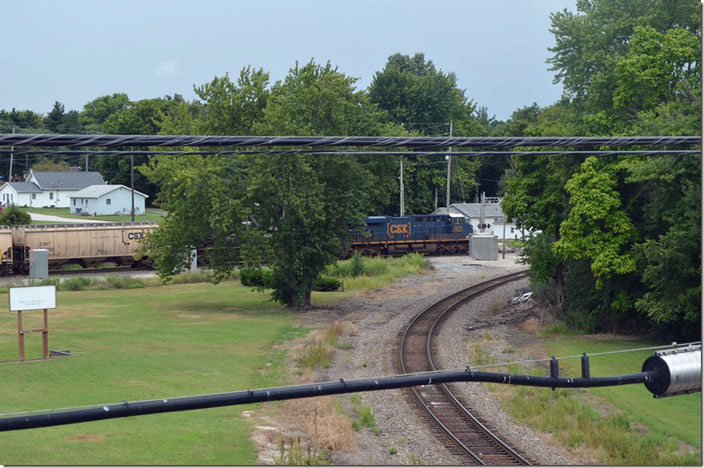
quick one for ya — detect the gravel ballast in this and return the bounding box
[252,254,583,465]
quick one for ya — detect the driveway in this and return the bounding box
[27,212,108,224]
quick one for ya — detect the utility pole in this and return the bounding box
[445,121,452,212]
[399,157,405,217]
[130,154,135,222]
[9,127,15,182]
[86,154,88,171]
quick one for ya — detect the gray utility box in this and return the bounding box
[29,249,49,279]
[471,234,498,261]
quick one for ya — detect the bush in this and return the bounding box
[100,275,145,289]
[349,251,366,277]
[313,275,341,292]
[61,277,93,291]
[239,267,274,288]
[0,206,31,225]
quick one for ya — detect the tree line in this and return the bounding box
[0,0,700,338]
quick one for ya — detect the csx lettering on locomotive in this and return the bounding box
[388,224,409,234]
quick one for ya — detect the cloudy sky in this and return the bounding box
[2,0,575,121]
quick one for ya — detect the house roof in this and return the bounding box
[30,171,106,190]
[3,182,42,193]
[433,203,506,219]
[70,184,148,199]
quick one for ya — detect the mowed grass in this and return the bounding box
[0,281,296,465]
[26,207,164,223]
[496,335,701,465]
[542,337,701,449]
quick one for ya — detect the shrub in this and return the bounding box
[100,275,145,289]
[61,277,93,291]
[0,206,31,225]
[313,276,341,292]
[239,267,273,288]
[349,251,366,277]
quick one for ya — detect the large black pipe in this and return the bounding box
[0,368,659,432]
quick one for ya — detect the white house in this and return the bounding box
[433,200,533,240]
[0,182,43,207]
[70,185,148,216]
[0,170,107,208]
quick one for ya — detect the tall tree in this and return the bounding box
[80,93,131,131]
[369,53,483,211]
[44,101,65,132]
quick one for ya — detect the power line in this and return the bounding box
[0,149,698,157]
[0,134,700,148]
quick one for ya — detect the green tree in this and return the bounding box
[44,101,65,132]
[80,93,130,131]
[368,53,484,210]
[0,206,31,225]
[141,154,243,283]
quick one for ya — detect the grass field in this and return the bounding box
[0,281,295,465]
[494,334,701,465]
[0,255,431,464]
[26,207,164,223]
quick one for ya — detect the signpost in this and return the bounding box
[9,285,56,361]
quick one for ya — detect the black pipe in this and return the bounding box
[0,368,659,432]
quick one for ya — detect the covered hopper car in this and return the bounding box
[349,212,472,256]
[0,222,156,274]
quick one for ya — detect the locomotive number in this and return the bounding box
[389,224,408,234]
[127,232,145,240]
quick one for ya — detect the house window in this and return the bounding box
[106,198,111,205]
[32,193,36,200]
[73,199,76,206]
[49,192,54,200]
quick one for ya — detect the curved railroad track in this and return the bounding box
[397,271,531,465]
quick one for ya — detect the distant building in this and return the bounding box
[70,185,148,216]
[0,170,107,208]
[433,199,534,240]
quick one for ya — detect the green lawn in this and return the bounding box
[26,207,164,223]
[541,336,701,449]
[0,281,295,465]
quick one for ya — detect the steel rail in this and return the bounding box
[399,271,529,465]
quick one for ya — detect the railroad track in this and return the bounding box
[397,271,531,465]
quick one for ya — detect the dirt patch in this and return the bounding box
[65,434,106,442]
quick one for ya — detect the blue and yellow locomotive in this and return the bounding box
[349,213,472,256]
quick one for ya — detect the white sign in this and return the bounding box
[9,285,57,311]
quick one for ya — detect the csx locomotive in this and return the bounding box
[349,213,472,256]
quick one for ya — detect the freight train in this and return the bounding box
[0,212,472,275]
[348,212,473,256]
[0,222,156,275]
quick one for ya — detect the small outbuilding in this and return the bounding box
[70,185,148,216]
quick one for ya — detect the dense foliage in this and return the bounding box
[502,0,701,339]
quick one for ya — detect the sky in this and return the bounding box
[2,0,576,122]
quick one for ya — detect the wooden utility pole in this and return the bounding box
[130,154,135,222]
[9,127,14,182]
[399,157,405,217]
[445,121,453,211]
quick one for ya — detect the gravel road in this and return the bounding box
[250,254,584,465]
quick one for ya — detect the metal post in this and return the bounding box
[502,217,506,259]
[17,311,24,362]
[42,308,48,360]
[581,353,590,379]
[130,154,135,222]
